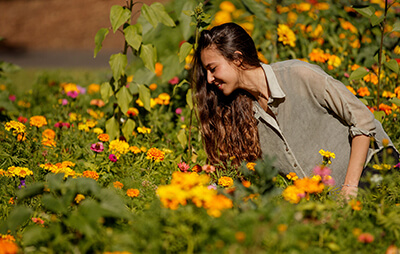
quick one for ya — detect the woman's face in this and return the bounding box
[200,47,240,96]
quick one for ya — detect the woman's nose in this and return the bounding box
[207,71,214,84]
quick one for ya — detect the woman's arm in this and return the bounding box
[341,134,371,198]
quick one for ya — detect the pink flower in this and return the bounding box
[67,91,78,98]
[8,94,16,102]
[90,142,104,153]
[109,154,117,162]
[175,108,182,114]
[168,76,179,85]
[54,122,71,129]
[202,164,216,174]
[18,116,27,123]
[208,183,217,190]
[344,72,349,78]
[358,233,374,243]
[313,166,331,177]
[62,99,68,105]
[178,162,190,172]
[322,175,335,186]
[77,85,86,94]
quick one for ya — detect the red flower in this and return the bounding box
[358,233,374,243]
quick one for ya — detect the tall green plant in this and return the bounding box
[94,1,176,141]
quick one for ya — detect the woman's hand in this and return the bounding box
[341,185,358,200]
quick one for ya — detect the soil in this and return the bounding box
[0,0,168,67]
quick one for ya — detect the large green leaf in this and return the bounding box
[110,5,131,33]
[42,194,68,214]
[177,129,187,149]
[370,14,384,27]
[349,67,369,80]
[122,119,136,141]
[384,59,399,74]
[374,110,386,123]
[141,4,159,28]
[138,84,151,112]
[241,0,268,21]
[186,88,193,110]
[109,53,128,81]
[106,116,120,141]
[17,182,45,200]
[151,2,176,27]
[116,86,132,114]
[101,82,114,103]
[179,42,193,63]
[124,24,142,51]
[390,97,400,107]
[353,6,375,18]
[2,206,33,233]
[179,0,197,40]
[94,28,109,58]
[392,22,400,33]
[140,44,156,73]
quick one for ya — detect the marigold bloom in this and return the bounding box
[242,180,251,188]
[149,83,157,90]
[246,162,256,171]
[282,185,305,204]
[327,55,341,69]
[340,19,358,33]
[42,129,56,140]
[7,166,33,178]
[127,107,139,117]
[62,82,80,94]
[306,24,323,38]
[382,90,396,98]
[218,176,234,187]
[98,133,110,142]
[82,170,99,181]
[295,177,325,194]
[213,11,232,26]
[346,86,357,95]
[295,3,311,12]
[286,172,299,181]
[90,99,105,107]
[126,188,140,198]
[155,62,163,77]
[309,48,329,63]
[74,194,85,204]
[156,93,171,105]
[29,116,47,128]
[363,73,378,85]
[219,1,236,12]
[192,164,202,173]
[109,139,130,158]
[349,199,362,211]
[146,147,165,162]
[157,184,188,209]
[277,24,296,47]
[357,87,370,97]
[203,193,233,217]
[0,239,18,254]
[113,181,124,189]
[137,126,151,134]
[88,83,100,94]
[129,146,141,154]
[379,103,392,115]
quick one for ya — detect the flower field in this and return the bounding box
[1,0,400,253]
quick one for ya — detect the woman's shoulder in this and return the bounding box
[268,59,328,77]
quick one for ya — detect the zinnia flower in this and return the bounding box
[168,76,179,85]
[146,148,165,162]
[90,142,104,153]
[109,154,118,162]
[178,162,190,172]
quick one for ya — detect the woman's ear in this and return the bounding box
[233,51,243,67]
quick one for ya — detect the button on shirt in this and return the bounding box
[254,60,396,187]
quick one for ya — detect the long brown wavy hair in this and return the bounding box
[191,23,262,166]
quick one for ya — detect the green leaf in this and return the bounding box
[124,24,142,51]
[140,44,156,73]
[116,86,132,114]
[128,82,139,95]
[241,0,268,21]
[179,42,193,63]
[94,28,109,58]
[122,119,136,141]
[138,84,151,112]
[370,14,384,27]
[353,6,375,18]
[17,182,45,200]
[42,194,68,214]
[374,51,385,65]
[177,129,187,149]
[141,4,159,28]
[3,206,33,232]
[110,5,131,33]
[151,2,175,27]
[349,67,369,80]
[186,88,193,110]
[179,1,197,40]
[384,59,399,74]
[101,82,113,103]
[106,116,120,141]
[374,110,386,123]
[392,22,400,33]
[109,53,128,81]
[22,226,51,245]
[390,97,400,107]
[359,98,369,106]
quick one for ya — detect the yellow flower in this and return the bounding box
[127,107,139,117]
[218,176,234,187]
[74,194,85,204]
[213,11,232,26]
[113,181,124,189]
[319,149,335,159]
[286,172,299,181]
[127,75,133,83]
[29,116,48,128]
[155,62,163,77]
[346,86,357,95]
[42,129,56,140]
[242,180,251,188]
[340,19,358,33]
[295,177,325,194]
[126,188,140,198]
[62,82,80,94]
[219,1,236,13]
[137,126,151,134]
[92,127,103,135]
[277,224,288,233]
[7,166,33,178]
[146,147,165,162]
[109,139,130,158]
[282,185,304,204]
[287,12,298,25]
[327,54,341,69]
[295,3,311,12]
[82,170,99,181]
[129,146,142,154]
[4,120,26,137]
[394,45,400,55]
[277,24,296,47]
[87,83,100,94]
[349,199,362,211]
[156,93,171,105]
[246,162,256,171]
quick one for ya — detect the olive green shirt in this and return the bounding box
[254,60,397,187]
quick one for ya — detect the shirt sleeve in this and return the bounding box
[301,62,376,138]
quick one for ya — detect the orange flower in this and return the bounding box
[218,176,234,187]
[113,181,124,189]
[379,103,392,115]
[29,116,48,128]
[357,87,370,97]
[309,48,329,63]
[363,73,378,85]
[349,199,362,211]
[242,180,251,188]
[98,133,109,142]
[127,107,139,117]
[246,162,256,171]
[74,194,85,204]
[126,188,140,198]
[149,83,157,91]
[346,86,357,95]
[82,170,99,181]
[42,128,56,140]
[155,62,163,77]
[146,147,165,162]
[0,239,18,254]
[129,146,141,154]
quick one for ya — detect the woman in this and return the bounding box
[191,22,399,197]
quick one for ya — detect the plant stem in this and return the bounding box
[376,0,388,109]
